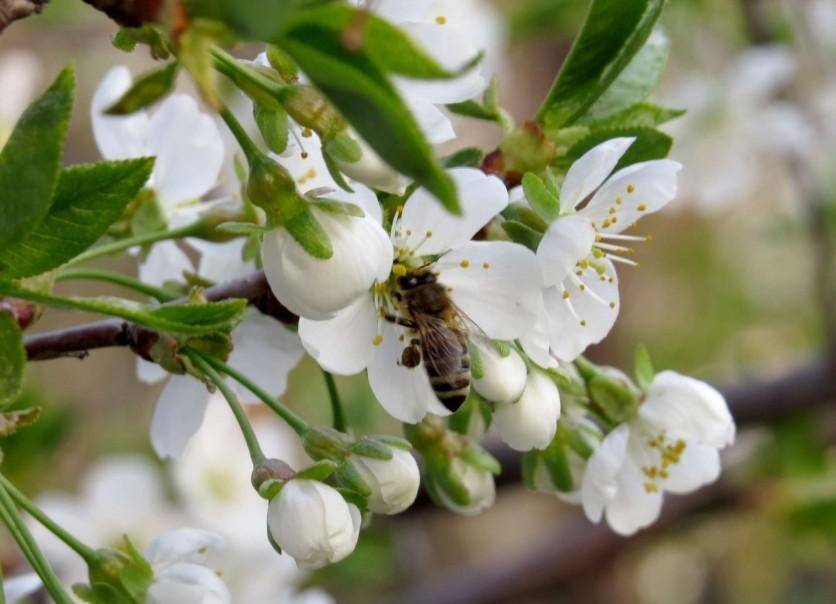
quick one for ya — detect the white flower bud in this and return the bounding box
[267,479,361,569]
[493,370,561,451]
[146,563,231,604]
[261,209,393,320]
[437,458,496,516]
[349,448,420,515]
[334,136,406,195]
[472,342,527,404]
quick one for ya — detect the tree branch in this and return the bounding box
[0,0,48,32]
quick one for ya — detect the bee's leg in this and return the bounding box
[383,312,417,329]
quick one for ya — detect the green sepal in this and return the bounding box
[105,62,180,115]
[266,44,299,82]
[216,222,267,235]
[334,461,372,498]
[634,343,655,392]
[522,172,560,222]
[336,487,369,512]
[460,445,502,476]
[325,133,362,163]
[515,206,550,234]
[588,373,640,424]
[311,199,365,218]
[349,438,393,461]
[321,147,355,193]
[294,459,339,481]
[258,478,284,500]
[441,147,485,169]
[373,435,412,451]
[433,459,470,507]
[253,102,289,154]
[284,207,334,259]
[502,220,543,252]
[266,520,283,555]
[119,536,154,602]
[521,451,540,491]
[468,342,485,380]
[542,441,574,492]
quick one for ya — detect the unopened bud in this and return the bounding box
[251,458,296,492]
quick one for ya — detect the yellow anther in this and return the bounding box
[644,482,659,494]
[610,216,618,223]
[578,259,589,269]
[562,290,570,299]
[637,203,647,211]
[460,259,470,268]
[301,151,309,159]
[302,128,313,138]
[580,319,587,327]
[609,207,616,215]
[392,263,407,277]
[579,283,586,291]
[435,15,447,24]
[616,196,623,204]
[372,335,383,346]
[482,261,490,269]
[592,248,604,259]
[627,184,636,193]
[609,302,616,309]
[425,230,433,238]
[406,229,412,236]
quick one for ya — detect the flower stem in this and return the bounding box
[0,481,74,604]
[0,474,99,565]
[322,371,348,433]
[56,268,178,302]
[68,222,202,266]
[186,349,268,466]
[219,104,260,166]
[211,46,291,106]
[200,354,309,436]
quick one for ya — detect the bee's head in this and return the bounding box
[397,270,436,290]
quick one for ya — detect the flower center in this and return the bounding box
[640,431,687,494]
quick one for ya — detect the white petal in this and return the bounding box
[90,66,151,160]
[83,456,166,518]
[403,94,456,144]
[277,125,339,191]
[518,321,558,369]
[492,370,560,451]
[537,214,596,287]
[399,168,508,255]
[138,241,194,287]
[544,259,620,362]
[335,134,406,195]
[349,448,421,514]
[663,443,721,494]
[188,238,254,284]
[437,241,543,340]
[137,357,168,384]
[471,341,527,405]
[299,294,378,375]
[147,94,225,208]
[4,573,40,603]
[604,456,664,536]
[146,562,230,604]
[581,424,629,523]
[367,321,449,423]
[146,528,226,568]
[150,376,210,459]
[322,180,383,225]
[228,309,305,401]
[561,137,634,210]
[580,159,682,233]
[640,371,735,448]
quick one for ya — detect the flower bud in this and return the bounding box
[433,458,496,516]
[333,134,406,194]
[267,479,361,569]
[146,563,230,604]
[348,448,420,515]
[261,205,392,319]
[493,370,561,451]
[471,342,527,405]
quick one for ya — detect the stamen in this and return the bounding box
[569,272,608,305]
[594,242,630,254]
[606,254,639,267]
[596,232,648,242]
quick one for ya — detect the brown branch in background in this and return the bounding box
[80,0,162,27]
[0,0,48,32]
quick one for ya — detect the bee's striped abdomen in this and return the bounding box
[422,329,471,413]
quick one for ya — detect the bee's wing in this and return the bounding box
[411,311,468,375]
[446,300,494,350]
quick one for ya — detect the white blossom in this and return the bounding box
[471,342,527,405]
[299,168,543,422]
[492,370,561,452]
[581,371,735,535]
[145,528,231,604]
[0,50,42,146]
[261,184,394,320]
[267,479,361,569]
[523,137,681,362]
[3,573,41,603]
[349,448,421,514]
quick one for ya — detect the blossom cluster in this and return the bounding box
[62,0,738,591]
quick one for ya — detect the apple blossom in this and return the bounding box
[528,137,681,362]
[581,371,735,536]
[299,168,543,422]
[492,369,561,452]
[348,447,421,514]
[267,479,361,569]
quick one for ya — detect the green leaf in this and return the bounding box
[521,451,540,490]
[295,459,338,481]
[0,66,74,252]
[447,78,513,131]
[558,127,672,170]
[535,0,666,127]
[502,220,544,252]
[0,159,154,279]
[634,343,655,391]
[441,147,485,169]
[277,7,459,213]
[0,313,25,409]
[105,62,180,115]
[580,29,669,122]
[284,208,334,259]
[584,102,684,129]
[0,281,247,337]
[522,172,560,221]
[253,102,290,154]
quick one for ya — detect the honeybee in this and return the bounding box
[389,269,471,413]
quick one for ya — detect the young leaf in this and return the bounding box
[502,220,544,252]
[0,281,247,337]
[584,102,684,129]
[535,0,666,127]
[634,343,655,391]
[558,127,672,170]
[522,172,560,221]
[105,62,180,115]
[0,159,154,279]
[0,66,74,252]
[0,313,25,408]
[441,147,485,169]
[277,7,460,213]
[580,29,670,122]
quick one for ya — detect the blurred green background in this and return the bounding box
[1,0,835,602]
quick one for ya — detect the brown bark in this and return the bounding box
[0,0,49,32]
